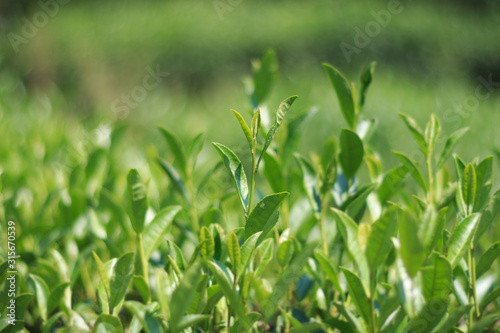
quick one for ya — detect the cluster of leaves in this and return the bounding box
[1,51,500,332]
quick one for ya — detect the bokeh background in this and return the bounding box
[1,0,500,181]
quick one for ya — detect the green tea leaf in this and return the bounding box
[206,261,250,330]
[474,189,500,244]
[255,239,274,276]
[257,95,298,169]
[359,61,376,108]
[313,250,344,300]
[109,252,134,312]
[339,129,364,180]
[228,232,241,273]
[474,156,493,212]
[398,113,427,156]
[419,206,447,256]
[424,114,440,154]
[170,263,201,332]
[157,126,187,176]
[340,267,371,325]
[231,109,252,149]
[212,142,249,211]
[133,276,150,303]
[47,282,70,315]
[278,239,294,267]
[476,241,500,278]
[92,251,111,300]
[366,208,397,273]
[421,253,452,301]
[436,127,469,170]
[244,192,289,244]
[199,226,215,259]
[93,314,123,333]
[30,274,50,321]
[461,163,476,215]
[393,151,427,193]
[175,314,210,331]
[432,305,471,333]
[237,232,261,280]
[479,286,500,313]
[377,165,409,203]
[127,169,149,233]
[143,206,182,258]
[323,63,356,128]
[331,208,370,293]
[124,301,162,333]
[398,210,426,278]
[408,297,448,333]
[447,213,481,268]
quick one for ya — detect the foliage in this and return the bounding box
[0,51,499,333]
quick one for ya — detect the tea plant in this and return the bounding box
[0,51,500,333]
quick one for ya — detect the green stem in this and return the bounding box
[427,153,434,204]
[186,170,200,232]
[319,192,330,255]
[248,152,257,217]
[135,233,149,282]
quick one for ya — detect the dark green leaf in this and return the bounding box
[170,263,201,332]
[228,232,241,273]
[47,282,70,315]
[109,252,135,312]
[461,163,476,215]
[476,241,500,279]
[143,206,182,258]
[127,169,149,233]
[278,239,294,267]
[206,261,250,330]
[93,314,123,333]
[244,192,289,244]
[231,110,252,149]
[340,267,371,325]
[199,226,215,259]
[366,208,397,272]
[421,253,452,301]
[30,274,50,321]
[257,95,298,169]
[474,189,500,244]
[447,213,481,268]
[359,61,376,108]
[323,63,356,128]
[212,143,249,211]
[398,113,427,156]
[393,151,427,193]
[398,210,426,278]
[339,129,364,180]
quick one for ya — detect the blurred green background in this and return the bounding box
[1,0,500,178]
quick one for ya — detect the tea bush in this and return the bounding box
[1,51,500,332]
